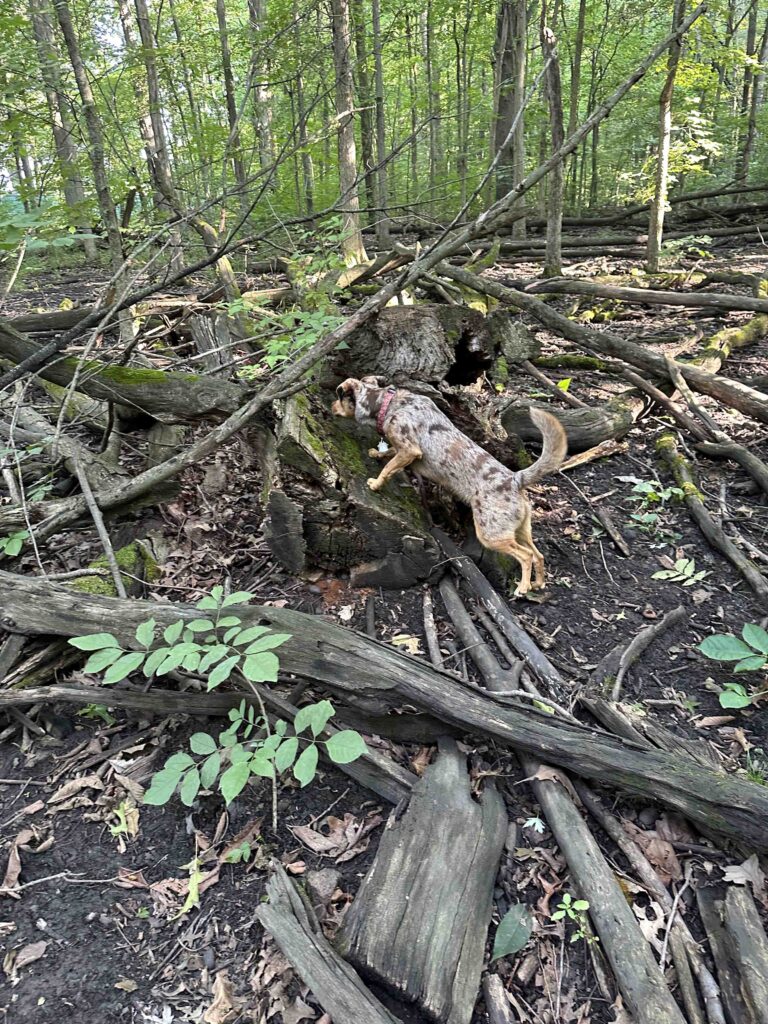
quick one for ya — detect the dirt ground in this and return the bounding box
[2,246,768,1023]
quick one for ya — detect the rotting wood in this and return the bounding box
[697,887,753,1024]
[438,577,521,691]
[525,278,768,315]
[501,393,643,451]
[656,433,768,605]
[338,738,507,1024]
[723,886,768,1023]
[256,863,403,1024]
[0,319,247,423]
[589,605,688,700]
[481,974,517,1024]
[4,572,768,848]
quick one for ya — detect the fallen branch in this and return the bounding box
[590,605,688,701]
[3,571,768,848]
[525,279,768,316]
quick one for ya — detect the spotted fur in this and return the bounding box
[331,377,568,596]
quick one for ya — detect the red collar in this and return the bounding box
[376,387,397,435]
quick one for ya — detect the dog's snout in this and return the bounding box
[335,385,345,400]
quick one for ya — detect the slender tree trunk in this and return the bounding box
[404,13,419,208]
[52,0,132,340]
[646,0,686,273]
[453,6,471,210]
[248,0,274,174]
[371,0,389,245]
[352,0,375,221]
[292,0,314,218]
[424,1,442,210]
[330,0,367,265]
[540,21,564,277]
[493,0,526,239]
[738,12,768,183]
[29,0,96,257]
[215,0,249,221]
[167,0,205,192]
[735,0,758,182]
[566,0,586,205]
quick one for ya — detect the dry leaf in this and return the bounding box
[14,941,48,971]
[284,860,306,875]
[410,747,432,776]
[18,800,44,818]
[695,715,735,729]
[114,978,138,993]
[529,765,579,803]
[204,970,238,1024]
[723,854,766,899]
[115,867,149,889]
[391,634,422,655]
[48,774,104,805]
[1,829,36,896]
[282,996,315,1024]
[291,812,383,863]
[338,605,354,622]
[622,821,682,884]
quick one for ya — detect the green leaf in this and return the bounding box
[242,652,279,683]
[163,620,184,644]
[4,536,23,556]
[143,767,182,806]
[293,744,318,787]
[573,900,590,911]
[551,910,566,921]
[556,377,571,392]
[68,632,120,651]
[186,618,215,633]
[183,651,201,672]
[84,647,122,673]
[699,634,754,661]
[208,654,240,689]
[295,700,335,737]
[734,656,766,673]
[492,905,534,961]
[190,732,218,755]
[135,619,156,647]
[742,623,768,655]
[261,733,282,756]
[196,596,219,610]
[143,647,170,677]
[231,625,270,646]
[179,768,200,807]
[199,645,229,672]
[325,730,368,763]
[275,736,299,773]
[200,752,221,789]
[166,752,195,771]
[245,633,292,654]
[719,686,751,709]
[222,591,255,607]
[103,651,145,684]
[250,751,275,778]
[220,762,251,805]
[217,616,241,628]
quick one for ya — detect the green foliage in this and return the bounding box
[699,625,768,709]
[492,905,534,961]
[551,893,594,944]
[0,530,29,558]
[652,557,710,587]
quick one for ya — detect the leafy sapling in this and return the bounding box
[552,893,595,944]
[652,556,710,587]
[699,623,768,709]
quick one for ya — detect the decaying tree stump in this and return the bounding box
[337,738,507,1024]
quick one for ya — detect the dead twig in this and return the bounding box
[72,455,127,599]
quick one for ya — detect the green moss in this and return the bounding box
[69,541,158,596]
[98,364,204,387]
[534,355,610,371]
[655,434,676,453]
[681,480,704,500]
[490,356,509,389]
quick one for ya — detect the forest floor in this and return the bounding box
[2,244,768,1024]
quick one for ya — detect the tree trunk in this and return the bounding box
[424,1,442,210]
[215,0,249,223]
[29,0,96,258]
[646,0,686,273]
[493,0,527,239]
[540,20,564,277]
[248,0,274,174]
[330,0,368,265]
[404,13,419,207]
[739,13,768,183]
[566,0,586,205]
[292,0,314,217]
[735,0,759,182]
[371,0,390,245]
[352,0,375,221]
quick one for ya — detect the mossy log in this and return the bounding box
[0,319,246,423]
[328,304,540,386]
[258,392,441,588]
[5,572,768,850]
[501,393,644,451]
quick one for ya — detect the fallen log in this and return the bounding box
[0,319,247,423]
[501,393,644,452]
[722,887,768,1023]
[525,279,768,315]
[3,571,768,850]
[338,739,507,1024]
[256,864,402,1024]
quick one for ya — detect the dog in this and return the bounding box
[331,376,567,596]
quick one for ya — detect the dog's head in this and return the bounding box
[331,376,387,424]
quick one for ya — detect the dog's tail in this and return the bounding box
[516,409,568,488]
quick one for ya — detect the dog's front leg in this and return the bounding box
[367,446,396,461]
[367,445,422,492]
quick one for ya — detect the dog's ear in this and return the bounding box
[360,375,387,387]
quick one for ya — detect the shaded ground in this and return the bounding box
[2,245,768,1023]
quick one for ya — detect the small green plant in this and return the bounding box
[620,476,683,543]
[552,893,595,943]
[0,530,29,557]
[136,907,150,919]
[744,748,768,786]
[223,840,253,864]
[523,816,546,834]
[67,586,368,810]
[699,624,768,709]
[652,556,710,587]
[77,703,116,726]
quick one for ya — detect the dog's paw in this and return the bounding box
[512,586,528,599]
[367,477,382,492]
[367,448,381,459]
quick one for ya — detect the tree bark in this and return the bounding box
[493,0,527,239]
[646,0,687,273]
[371,0,390,245]
[540,21,565,276]
[215,0,249,223]
[248,0,274,174]
[352,0,375,219]
[738,12,768,184]
[330,0,368,265]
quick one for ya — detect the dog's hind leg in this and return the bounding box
[515,507,546,590]
[476,521,535,597]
